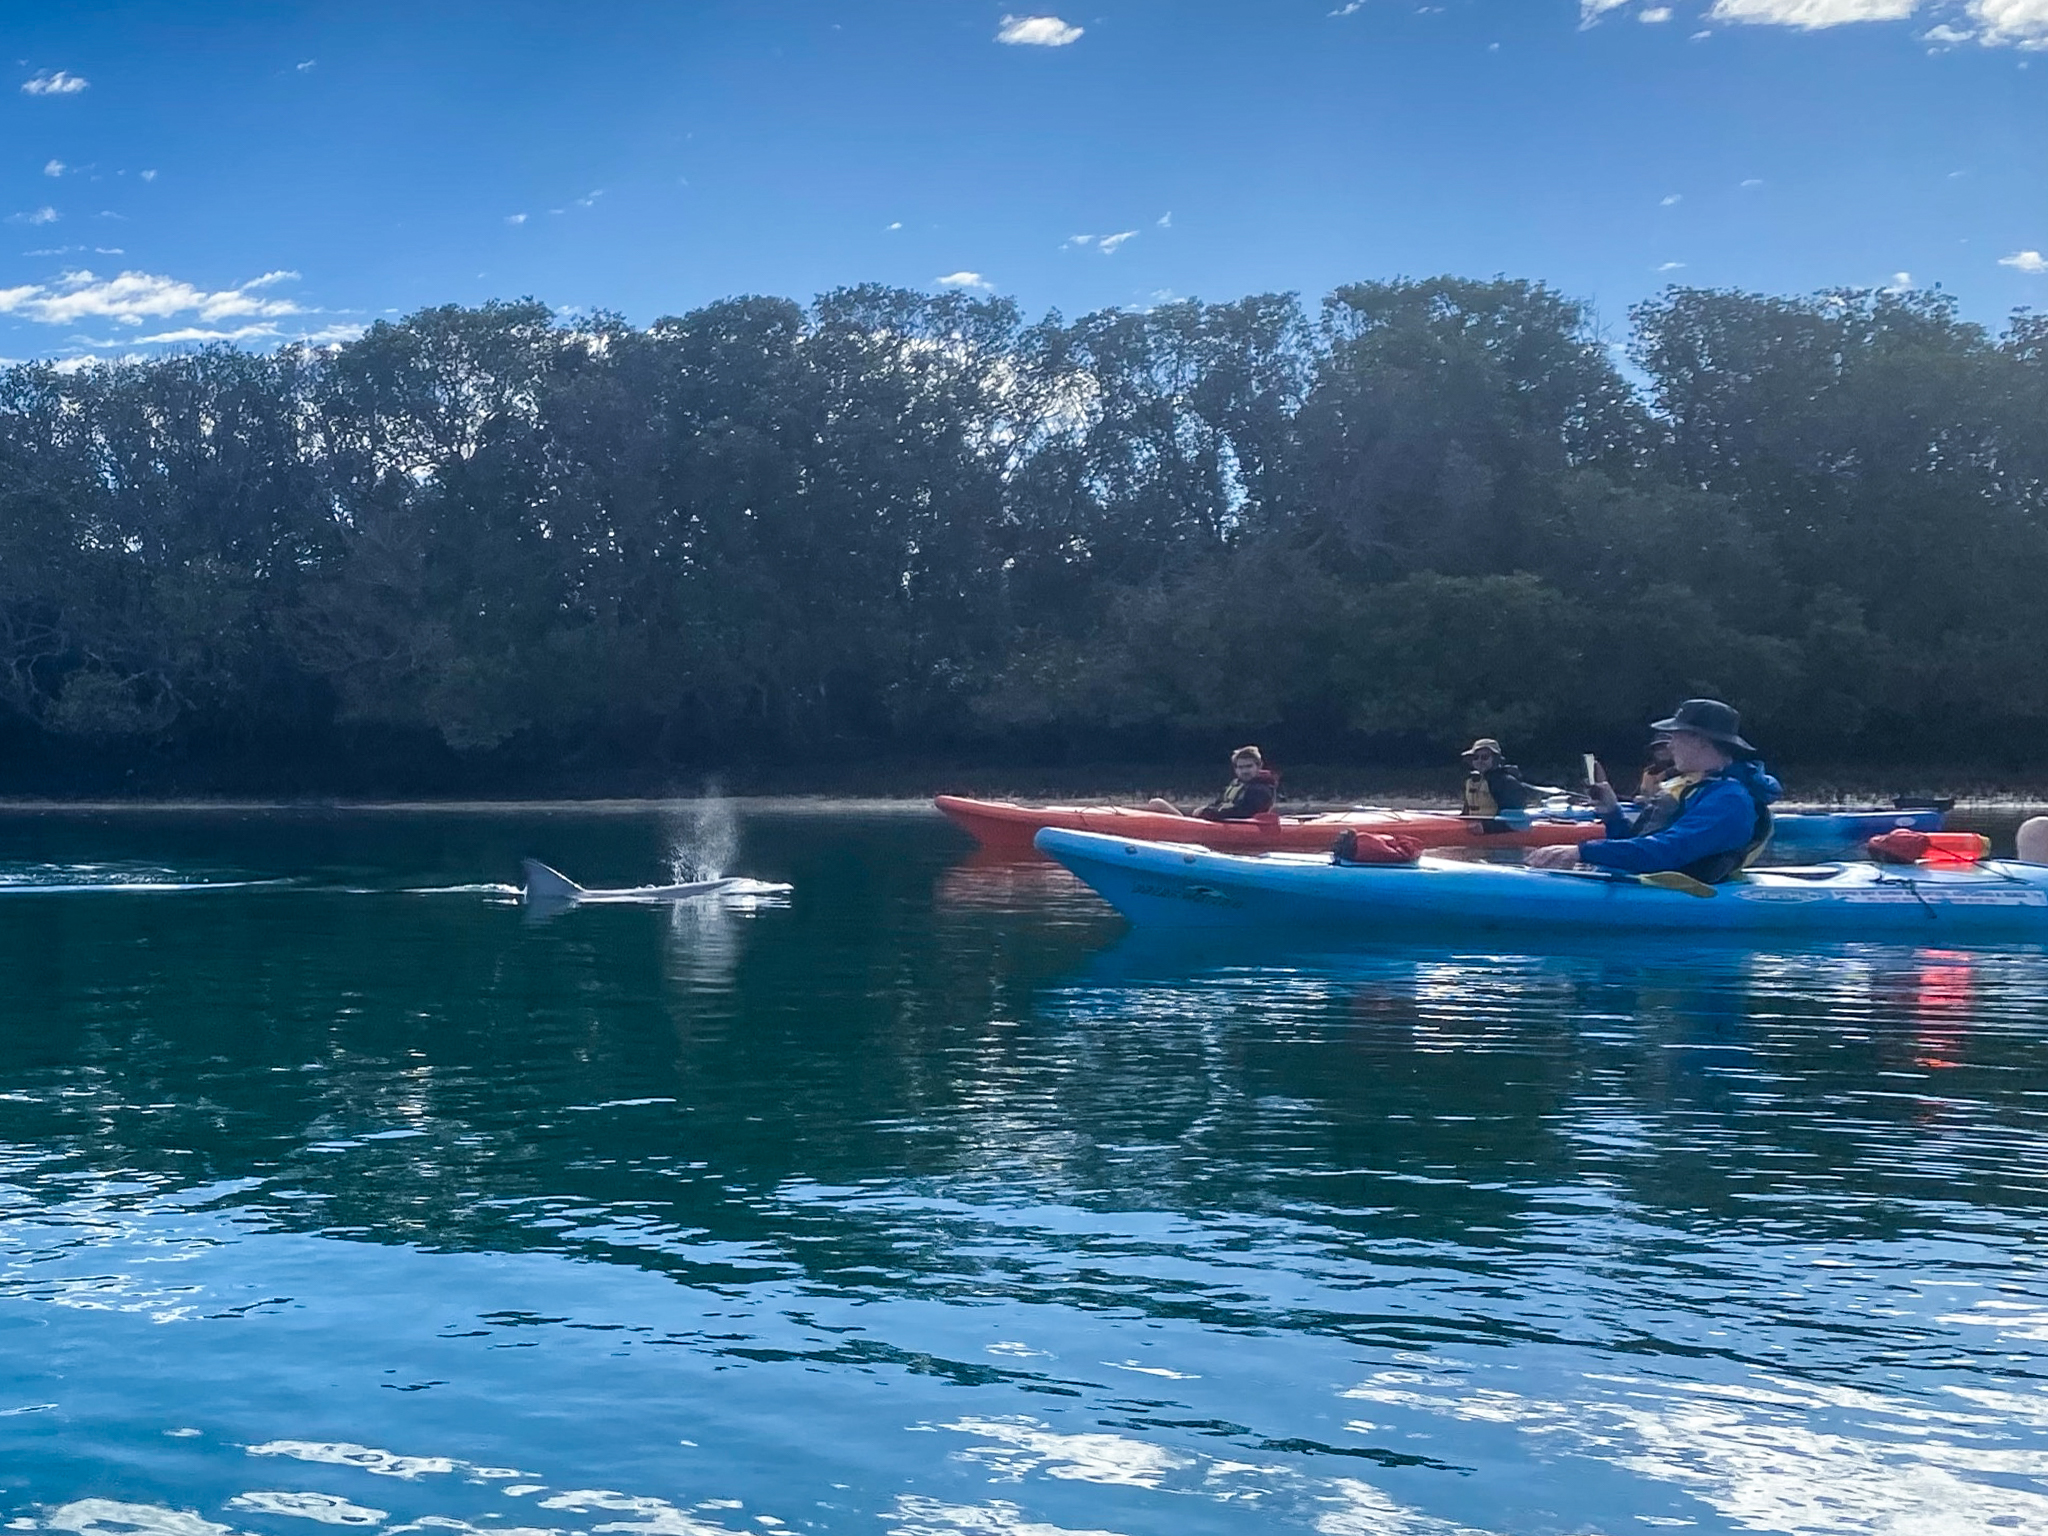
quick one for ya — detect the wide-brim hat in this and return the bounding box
[1460,737,1505,759]
[1650,698,1753,754]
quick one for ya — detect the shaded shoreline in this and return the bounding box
[1,790,2043,815]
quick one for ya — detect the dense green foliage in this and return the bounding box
[0,278,2042,790]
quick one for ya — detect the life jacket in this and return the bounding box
[1462,765,1530,817]
[1462,771,1496,818]
[1632,769,1774,884]
[1208,769,1279,818]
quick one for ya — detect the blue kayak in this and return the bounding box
[1036,827,2048,939]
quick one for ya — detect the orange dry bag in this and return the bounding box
[1331,830,1424,865]
[1867,829,1990,866]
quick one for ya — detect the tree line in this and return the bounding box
[0,277,2042,792]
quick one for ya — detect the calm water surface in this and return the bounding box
[2,807,2046,1535]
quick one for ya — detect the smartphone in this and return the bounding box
[1581,753,1601,785]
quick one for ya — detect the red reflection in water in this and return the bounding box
[1911,948,1975,1070]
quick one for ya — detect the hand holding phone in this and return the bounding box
[1583,753,1619,813]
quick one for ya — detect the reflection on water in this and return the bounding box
[1,809,2046,1534]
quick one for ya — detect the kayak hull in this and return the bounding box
[937,795,1939,860]
[1034,828,2048,939]
[934,795,1599,853]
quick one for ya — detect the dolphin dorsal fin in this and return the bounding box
[520,860,585,901]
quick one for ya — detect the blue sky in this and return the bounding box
[1,0,2042,362]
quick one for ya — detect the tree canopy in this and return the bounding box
[0,277,2041,791]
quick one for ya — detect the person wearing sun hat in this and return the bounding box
[1527,699,1782,883]
[1459,737,1540,817]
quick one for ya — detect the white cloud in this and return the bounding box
[573,189,603,207]
[935,271,993,290]
[139,169,157,182]
[43,159,65,178]
[505,213,528,225]
[1923,20,1975,40]
[2000,249,2048,272]
[1661,193,1683,205]
[1641,5,1675,18]
[21,70,89,95]
[1157,211,1172,228]
[1972,0,2048,46]
[886,220,903,231]
[132,324,288,345]
[1740,176,1765,187]
[296,59,316,72]
[996,14,1083,46]
[1657,260,1687,271]
[1066,232,1137,254]
[1580,0,1632,23]
[1708,0,1918,27]
[10,207,60,226]
[0,268,306,326]
[1888,270,1914,286]
[1330,0,1368,14]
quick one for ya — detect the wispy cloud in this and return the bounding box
[1661,193,1683,206]
[505,213,528,225]
[9,207,60,226]
[0,268,306,327]
[1330,1,1368,14]
[935,271,993,290]
[996,14,1083,46]
[1591,0,2043,45]
[1065,232,1137,254]
[296,59,316,72]
[2001,249,2048,272]
[21,69,89,96]
[1157,212,1172,228]
[1708,0,1918,28]
[139,169,157,182]
[43,159,65,178]
[133,323,290,345]
[1740,177,1765,188]
[1656,260,1687,271]
[886,220,903,231]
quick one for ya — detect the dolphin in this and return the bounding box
[520,859,789,905]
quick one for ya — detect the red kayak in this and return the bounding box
[933,795,1602,856]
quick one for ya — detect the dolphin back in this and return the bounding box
[520,859,586,902]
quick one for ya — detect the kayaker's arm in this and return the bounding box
[1577,779,1756,876]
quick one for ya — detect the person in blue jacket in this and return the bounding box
[1527,699,1782,883]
